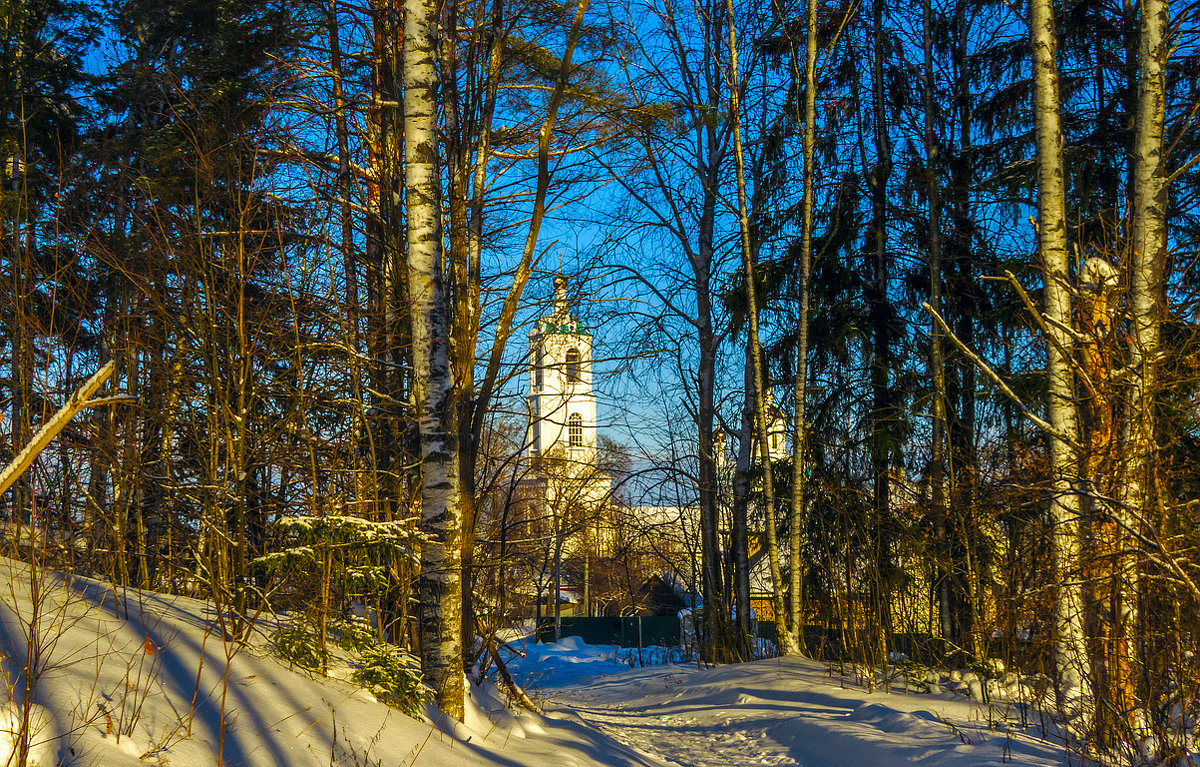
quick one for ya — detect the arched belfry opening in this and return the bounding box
[565,348,581,382]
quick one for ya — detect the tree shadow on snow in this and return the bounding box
[51,571,325,767]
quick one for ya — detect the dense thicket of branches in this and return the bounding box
[2,0,1200,760]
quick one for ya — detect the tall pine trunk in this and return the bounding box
[921,0,953,650]
[866,0,894,660]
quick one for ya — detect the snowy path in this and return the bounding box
[533,657,1064,767]
[556,669,801,767]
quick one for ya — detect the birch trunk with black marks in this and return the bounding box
[1109,0,1169,745]
[1028,0,1090,715]
[405,0,465,720]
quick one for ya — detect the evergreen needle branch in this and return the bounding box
[815,0,862,83]
[922,302,1083,453]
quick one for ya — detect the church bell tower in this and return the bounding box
[526,275,596,462]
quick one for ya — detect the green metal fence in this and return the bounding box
[536,616,682,647]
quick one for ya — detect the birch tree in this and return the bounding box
[404,0,466,720]
[1027,0,1090,713]
[1125,0,1169,585]
[1103,0,1170,747]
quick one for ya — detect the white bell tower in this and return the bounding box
[526,275,597,463]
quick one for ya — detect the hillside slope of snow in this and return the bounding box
[0,559,648,767]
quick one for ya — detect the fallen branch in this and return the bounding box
[0,361,124,498]
[486,636,541,714]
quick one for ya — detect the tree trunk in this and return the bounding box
[405,0,465,720]
[699,3,736,660]
[732,352,755,648]
[1077,255,1122,748]
[1112,0,1169,746]
[367,0,413,647]
[922,0,952,651]
[7,193,32,541]
[696,211,727,659]
[785,0,819,654]
[1028,0,1090,715]
[458,0,591,665]
[867,0,894,659]
[947,3,980,656]
[726,0,795,655]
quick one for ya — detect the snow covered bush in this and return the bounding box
[274,619,329,671]
[352,644,433,717]
[254,515,425,580]
[331,614,376,653]
[899,661,932,692]
[255,512,428,672]
[966,657,1004,681]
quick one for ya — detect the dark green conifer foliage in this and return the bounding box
[0,0,95,533]
[82,0,308,603]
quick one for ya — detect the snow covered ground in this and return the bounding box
[507,637,1065,767]
[0,558,649,767]
[523,654,1063,767]
[0,558,1075,766]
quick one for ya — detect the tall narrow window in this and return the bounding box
[565,348,581,382]
[568,413,583,447]
[534,348,543,388]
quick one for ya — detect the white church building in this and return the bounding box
[511,276,618,621]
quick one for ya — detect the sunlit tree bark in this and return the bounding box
[726,0,795,655]
[405,0,465,720]
[1028,0,1090,714]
